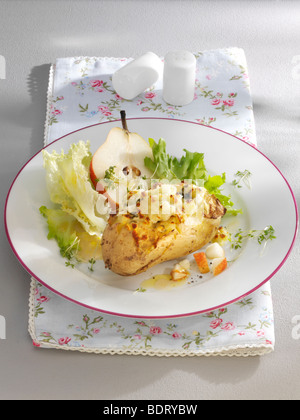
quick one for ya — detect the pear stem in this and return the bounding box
[120,110,129,132]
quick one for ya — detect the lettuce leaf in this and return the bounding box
[42,141,109,236]
[144,138,207,184]
[144,138,242,215]
[40,206,80,260]
[171,150,207,183]
[144,138,174,180]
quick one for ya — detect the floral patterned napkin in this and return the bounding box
[28,48,275,356]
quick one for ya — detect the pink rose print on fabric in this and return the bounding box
[149,326,162,335]
[210,319,223,329]
[98,106,112,117]
[133,334,142,340]
[58,337,71,345]
[90,80,103,88]
[37,296,50,303]
[196,117,216,126]
[221,322,235,331]
[49,96,65,126]
[172,332,182,339]
[144,92,156,99]
[223,99,234,107]
[52,109,62,115]
[211,98,221,106]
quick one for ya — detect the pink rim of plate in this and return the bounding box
[4,118,299,319]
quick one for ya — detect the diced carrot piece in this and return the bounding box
[194,252,210,274]
[212,258,227,276]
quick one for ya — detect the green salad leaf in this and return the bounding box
[40,206,80,261]
[144,138,207,183]
[42,141,109,237]
[144,138,174,180]
[144,138,242,216]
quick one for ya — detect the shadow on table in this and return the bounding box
[25,345,262,400]
[91,352,261,399]
[0,64,51,158]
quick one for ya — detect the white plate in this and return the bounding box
[5,118,298,318]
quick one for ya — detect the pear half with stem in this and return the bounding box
[90,111,153,211]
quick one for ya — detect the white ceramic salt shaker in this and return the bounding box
[163,51,196,106]
[112,52,163,100]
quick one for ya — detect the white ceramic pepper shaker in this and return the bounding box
[112,52,163,100]
[163,51,196,106]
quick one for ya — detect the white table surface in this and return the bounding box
[0,0,299,400]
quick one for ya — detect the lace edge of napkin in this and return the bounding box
[27,278,274,358]
[44,64,55,147]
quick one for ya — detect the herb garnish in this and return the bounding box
[65,261,75,269]
[231,225,276,250]
[104,166,117,180]
[232,170,252,189]
[135,287,147,293]
[103,166,118,189]
[88,258,96,272]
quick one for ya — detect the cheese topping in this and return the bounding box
[120,181,206,223]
